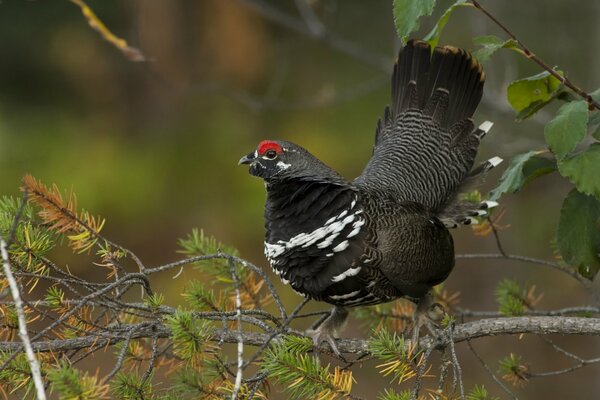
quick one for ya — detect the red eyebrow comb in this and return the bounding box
[257,140,283,155]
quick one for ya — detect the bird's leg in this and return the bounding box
[411,291,445,347]
[306,306,348,356]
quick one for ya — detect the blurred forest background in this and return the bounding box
[1,0,599,398]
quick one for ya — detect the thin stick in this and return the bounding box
[447,326,464,399]
[456,253,589,288]
[0,237,47,400]
[466,339,518,400]
[229,258,244,400]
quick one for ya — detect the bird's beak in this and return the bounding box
[238,152,255,165]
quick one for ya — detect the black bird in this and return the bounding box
[239,40,501,352]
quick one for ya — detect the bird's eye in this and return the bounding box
[265,150,277,159]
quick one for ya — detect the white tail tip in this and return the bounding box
[463,217,479,225]
[482,200,499,209]
[488,156,503,167]
[479,121,494,133]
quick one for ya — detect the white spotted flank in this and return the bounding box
[331,266,361,282]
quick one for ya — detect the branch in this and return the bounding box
[0,237,47,400]
[470,0,600,111]
[237,0,390,70]
[456,253,591,288]
[2,316,599,355]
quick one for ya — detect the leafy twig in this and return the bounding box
[470,0,600,110]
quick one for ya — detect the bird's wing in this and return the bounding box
[354,40,487,212]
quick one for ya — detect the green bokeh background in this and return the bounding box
[1,0,599,398]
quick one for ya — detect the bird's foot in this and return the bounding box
[306,327,342,357]
[306,306,348,358]
[411,293,446,347]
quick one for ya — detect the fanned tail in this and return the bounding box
[360,40,503,213]
[391,40,484,128]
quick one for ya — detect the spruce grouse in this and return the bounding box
[239,40,501,352]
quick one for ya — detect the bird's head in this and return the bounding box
[238,140,345,184]
[238,140,301,181]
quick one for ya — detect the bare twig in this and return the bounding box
[456,253,590,288]
[488,214,508,257]
[238,0,390,70]
[411,343,434,400]
[466,339,519,400]
[103,326,137,383]
[0,237,47,400]
[294,0,325,37]
[147,253,287,321]
[69,0,147,62]
[447,325,464,399]
[228,257,244,400]
[529,336,600,378]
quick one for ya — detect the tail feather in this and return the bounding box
[390,39,485,132]
[441,200,499,228]
[357,40,493,211]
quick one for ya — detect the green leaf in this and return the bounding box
[557,189,600,279]
[589,110,600,140]
[558,144,600,199]
[590,87,600,103]
[424,0,469,49]
[393,0,436,41]
[544,100,589,160]
[507,71,563,120]
[488,151,556,201]
[472,35,518,63]
[588,112,600,128]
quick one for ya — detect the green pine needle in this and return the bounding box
[112,372,153,400]
[0,351,35,395]
[165,309,215,362]
[495,279,525,316]
[182,281,222,312]
[378,388,412,400]
[48,360,108,400]
[467,384,499,400]
[177,228,244,282]
[44,286,65,309]
[144,292,165,310]
[368,329,421,384]
[262,336,354,399]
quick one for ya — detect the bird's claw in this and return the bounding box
[306,328,342,357]
[411,297,446,347]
